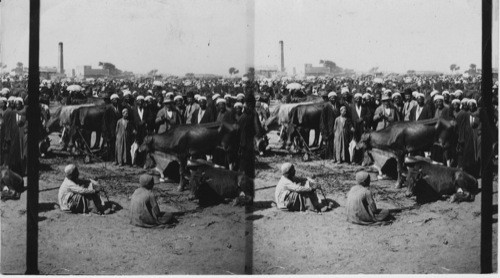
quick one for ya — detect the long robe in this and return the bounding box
[1,108,22,175]
[455,110,476,175]
[115,118,133,165]
[333,116,353,163]
[319,102,339,159]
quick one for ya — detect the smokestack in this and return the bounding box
[279,40,284,72]
[58,42,64,74]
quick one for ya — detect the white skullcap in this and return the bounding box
[165,92,174,97]
[0,97,7,102]
[64,164,77,176]
[354,93,363,99]
[8,96,16,102]
[434,95,444,101]
[236,93,245,99]
[174,95,183,101]
[16,97,24,104]
[391,92,401,99]
[198,96,207,101]
[234,102,243,108]
[454,90,463,96]
[430,90,439,97]
[224,94,232,99]
[216,98,226,104]
[417,93,425,99]
[461,98,469,104]
[412,91,419,98]
[194,94,200,100]
[341,87,349,94]
[328,91,337,98]
[110,94,119,100]
[451,99,461,104]
[362,93,371,99]
[281,163,293,175]
[161,90,167,95]
[384,89,392,95]
[212,93,221,100]
[136,95,145,101]
[468,99,477,105]
[442,90,450,96]
[145,95,153,101]
[0,88,10,95]
[123,90,131,96]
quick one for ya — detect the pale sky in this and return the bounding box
[0,0,489,76]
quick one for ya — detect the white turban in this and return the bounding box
[366,87,372,92]
[454,90,463,96]
[123,90,131,97]
[145,95,153,101]
[451,99,461,105]
[281,163,293,175]
[416,93,425,99]
[341,87,349,94]
[7,96,16,102]
[234,102,243,108]
[16,97,24,104]
[430,90,439,97]
[110,94,119,100]
[0,97,7,102]
[64,164,77,176]
[412,91,419,98]
[434,95,444,101]
[468,99,477,105]
[328,91,337,98]
[362,93,371,99]
[391,92,401,99]
[461,98,469,104]
[442,90,450,96]
[174,95,183,101]
[198,96,207,101]
[236,93,245,99]
[354,93,363,99]
[161,90,167,95]
[216,98,226,104]
[136,95,145,101]
[212,93,220,100]
[165,92,174,98]
[194,94,201,101]
[224,94,232,99]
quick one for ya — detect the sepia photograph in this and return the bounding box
[0,0,498,275]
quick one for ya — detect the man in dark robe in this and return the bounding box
[455,104,475,176]
[409,93,433,121]
[320,92,340,159]
[350,93,370,164]
[192,97,214,124]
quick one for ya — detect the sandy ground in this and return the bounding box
[0,102,498,274]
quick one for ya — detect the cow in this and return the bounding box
[404,156,478,204]
[138,121,240,192]
[357,118,456,188]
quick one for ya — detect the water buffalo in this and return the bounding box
[357,118,456,188]
[138,121,239,191]
[404,156,478,203]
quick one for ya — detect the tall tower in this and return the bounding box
[58,42,64,74]
[279,40,284,72]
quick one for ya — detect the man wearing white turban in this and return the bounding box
[320,91,340,159]
[275,163,327,213]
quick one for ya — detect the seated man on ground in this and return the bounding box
[58,164,112,215]
[346,171,391,225]
[275,162,327,213]
[1,167,26,200]
[129,174,176,228]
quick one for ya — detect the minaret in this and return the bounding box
[279,40,284,72]
[58,42,64,74]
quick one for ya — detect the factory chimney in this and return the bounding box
[279,40,284,72]
[58,42,64,74]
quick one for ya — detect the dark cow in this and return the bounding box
[138,121,239,191]
[357,118,456,188]
[287,102,326,150]
[404,156,478,203]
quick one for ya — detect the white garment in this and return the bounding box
[356,105,362,118]
[137,108,144,121]
[198,109,205,122]
[416,106,423,120]
[167,110,173,118]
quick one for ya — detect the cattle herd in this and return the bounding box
[0,73,497,203]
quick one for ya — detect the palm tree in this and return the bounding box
[450,64,456,73]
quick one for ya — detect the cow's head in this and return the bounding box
[405,166,425,197]
[434,119,456,150]
[356,132,371,150]
[255,135,269,156]
[454,171,479,195]
[138,135,154,153]
[218,122,239,151]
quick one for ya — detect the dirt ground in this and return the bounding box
[0,102,498,274]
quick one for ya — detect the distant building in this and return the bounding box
[75,65,109,79]
[39,66,58,80]
[304,64,330,76]
[256,65,279,78]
